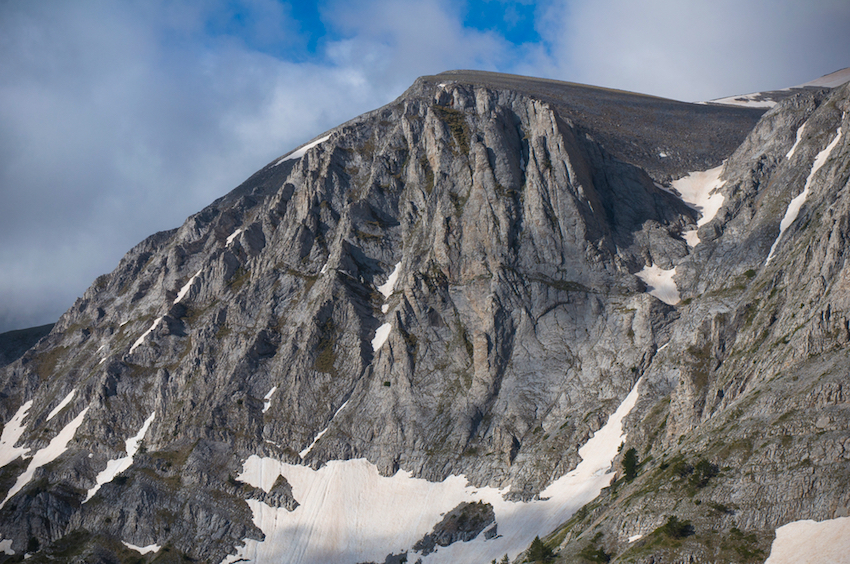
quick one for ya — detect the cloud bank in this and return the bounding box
[0,0,847,332]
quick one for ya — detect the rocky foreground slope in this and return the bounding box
[0,70,848,564]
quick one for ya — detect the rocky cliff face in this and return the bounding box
[0,71,847,564]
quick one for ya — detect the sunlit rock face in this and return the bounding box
[1,70,849,564]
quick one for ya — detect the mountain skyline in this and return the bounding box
[1,65,847,562]
[2,0,850,333]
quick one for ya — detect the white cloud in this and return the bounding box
[0,0,523,332]
[540,0,850,101]
[0,0,847,331]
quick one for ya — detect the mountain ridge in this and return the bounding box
[0,70,848,564]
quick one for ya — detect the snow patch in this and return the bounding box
[377,262,402,299]
[298,429,329,459]
[764,516,850,564]
[657,343,670,352]
[766,128,843,265]
[0,539,13,555]
[786,122,808,159]
[628,534,643,543]
[122,542,161,555]
[381,304,389,314]
[664,165,725,247]
[299,400,349,459]
[129,317,164,354]
[226,228,244,246]
[263,387,278,414]
[0,401,33,468]
[2,407,90,508]
[84,412,156,503]
[320,262,328,275]
[635,264,680,305]
[274,135,332,166]
[174,269,203,304]
[659,151,668,158]
[224,380,642,564]
[372,323,392,352]
[46,389,76,422]
[710,92,777,108]
[795,67,850,89]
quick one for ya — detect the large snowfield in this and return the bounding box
[222,380,643,564]
[764,516,850,564]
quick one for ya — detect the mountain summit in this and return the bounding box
[1,70,849,564]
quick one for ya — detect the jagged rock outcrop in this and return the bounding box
[0,70,847,564]
[549,82,850,564]
[413,501,497,555]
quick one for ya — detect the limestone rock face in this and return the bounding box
[0,71,847,564]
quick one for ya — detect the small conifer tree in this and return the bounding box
[527,536,554,562]
[623,447,639,481]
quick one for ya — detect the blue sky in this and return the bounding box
[1,0,849,332]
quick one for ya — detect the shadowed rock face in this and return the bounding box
[413,501,496,555]
[0,70,847,563]
[0,324,53,368]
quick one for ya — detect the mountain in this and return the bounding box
[0,69,848,564]
[0,325,53,369]
[707,67,850,109]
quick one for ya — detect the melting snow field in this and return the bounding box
[298,400,349,459]
[226,229,244,246]
[371,261,401,351]
[665,165,726,247]
[710,92,777,109]
[223,380,643,564]
[766,128,843,265]
[635,264,680,305]
[786,122,808,159]
[0,401,33,468]
[377,262,402,299]
[46,389,77,422]
[1,407,89,508]
[263,387,278,414]
[372,323,392,351]
[84,412,156,503]
[129,317,164,354]
[123,542,161,555]
[764,516,850,564]
[274,135,332,166]
[174,269,203,304]
[0,538,13,555]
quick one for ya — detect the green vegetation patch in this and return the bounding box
[622,448,639,482]
[314,318,337,374]
[419,157,435,194]
[527,535,556,562]
[227,267,251,293]
[36,345,69,380]
[433,105,470,154]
